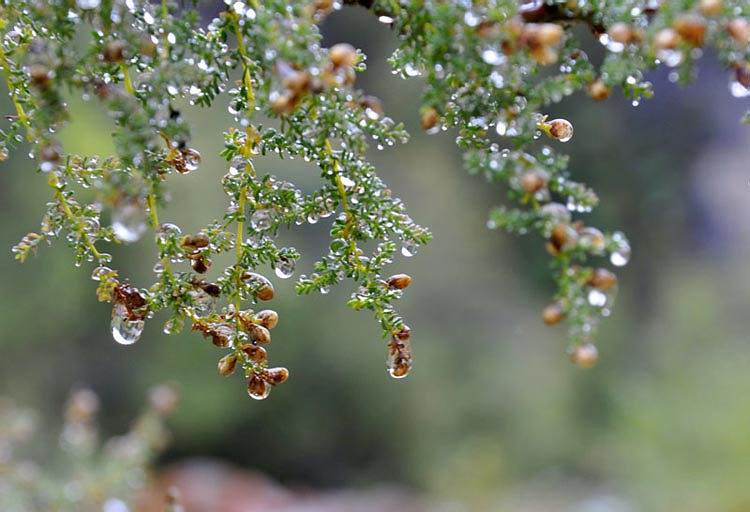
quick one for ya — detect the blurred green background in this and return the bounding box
[2,6,750,511]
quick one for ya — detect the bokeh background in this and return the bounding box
[2,5,750,511]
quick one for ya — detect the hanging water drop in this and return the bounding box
[112,201,147,243]
[111,305,144,345]
[250,209,273,231]
[401,240,417,257]
[274,257,295,279]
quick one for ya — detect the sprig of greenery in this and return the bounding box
[1,0,748,393]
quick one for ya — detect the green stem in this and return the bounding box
[48,172,105,262]
[0,46,32,141]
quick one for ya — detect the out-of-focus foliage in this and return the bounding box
[0,386,177,512]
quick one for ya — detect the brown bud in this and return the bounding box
[102,40,126,62]
[148,384,179,415]
[736,64,750,89]
[587,79,611,101]
[264,367,290,385]
[29,63,51,88]
[181,233,210,249]
[546,118,574,142]
[200,282,221,297]
[653,28,680,50]
[550,223,574,251]
[240,343,268,364]
[314,0,334,14]
[191,257,211,274]
[329,43,358,68]
[247,323,271,345]
[389,359,411,378]
[420,107,439,131]
[139,36,157,57]
[386,274,412,290]
[40,143,61,163]
[608,22,634,44]
[282,70,311,95]
[359,95,384,118]
[535,23,564,46]
[520,171,547,194]
[243,272,275,301]
[218,354,238,376]
[699,0,722,16]
[588,268,617,290]
[270,93,294,115]
[727,18,750,45]
[530,45,559,65]
[393,324,411,341]
[247,374,269,400]
[255,309,279,329]
[673,14,707,46]
[542,303,564,325]
[570,343,599,369]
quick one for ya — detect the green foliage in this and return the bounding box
[0,0,748,396]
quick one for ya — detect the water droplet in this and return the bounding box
[250,209,273,231]
[307,213,319,224]
[587,289,608,307]
[275,257,295,279]
[657,49,683,67]
[112,201,147,243]
[153,261,164,274]
[183,149,201,173]
[91,265,112,281]
[111,305,144,345]
[76,0,101,9]
[401,240,417,257]
[162,317,182,335]
[403,63,420,77]
[729,77,750,98]
[610,249,630,267]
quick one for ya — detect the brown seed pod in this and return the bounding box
[653,28,681,50]
[386,274,412,290]
[588,268,618,290]
[218,354,238,376]
[608,22,634,44]
[736,64,750,89]
[530,45,559,65]
[102,40,126,62]
[328,43,358,68]
[198,281,221,298]
[181,233,210,249]
[699,0,722,16]
[113,283,147,320]
[139,36,157,57]
[191,257,211,274]
[243,272,275,301]
[264,367,290,385]
[727,18,750,45]
[255,309,279,329]
[570,343,599,368]
[546,118,574,142]
[587,79,611,101]
[542,303,564,325]
[246,323,271,345]
[270,93,294,115]
[393,324,411,341]
[535,23,564,46]
[240,343,268,364]
[282,71,311,96]
[420,107,439,131]
[673,14,707,46]
[28,63,51,88]
[359,95,384,118]
[247,374,269,400]
[40,143,62,164]
[520,171,547,194]
[550,223,576,252]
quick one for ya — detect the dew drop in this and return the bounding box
[307,213,319,225]
[111,306,144,345]
[587,289,608,307]
[112,202,147,243]
[183,149,201,173]
[250,209,273,231]
[729,78,750,98]
[76,0,101,8]
[274,257,295,279]
[401,240,417,257]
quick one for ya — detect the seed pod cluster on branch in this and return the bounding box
[1,0,748,397]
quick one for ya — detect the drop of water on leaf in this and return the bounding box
[275,257,295,279]
[183,149,201,173]
[250,209,273,231]
[401,240,417,257]
[91,265,111,281]
[76,0,101,9]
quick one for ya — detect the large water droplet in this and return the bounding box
[111,306,144,345]
[401,240,417,257]
[587,289,608,307]
[274,257,295,279]
[183,149,201,173]
[250,209,273,231]
[112,202,146,243]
